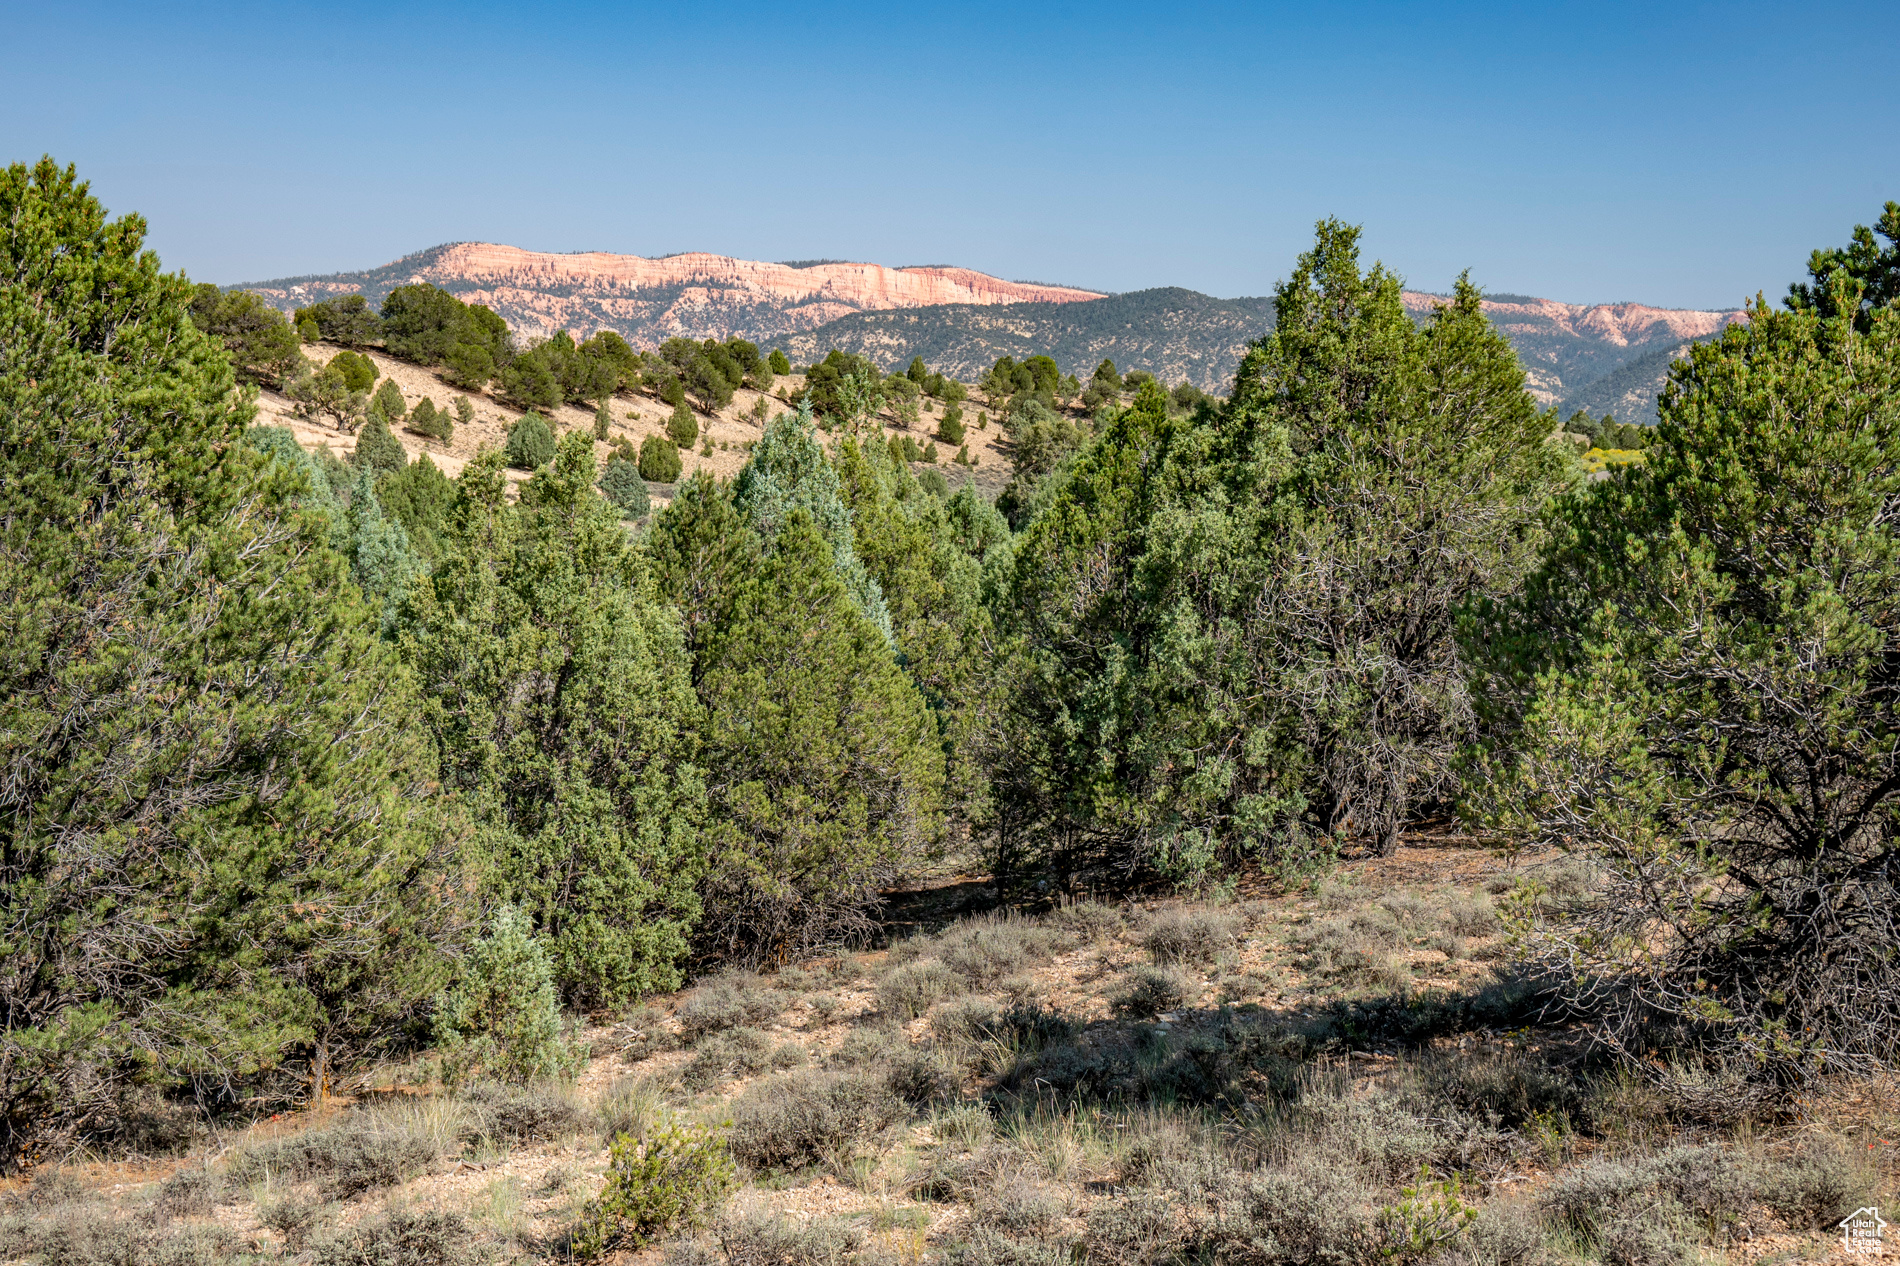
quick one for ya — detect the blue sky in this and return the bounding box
[4,1,1893,309]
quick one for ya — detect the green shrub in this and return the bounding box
[503,413,556,469]
[935,407,965,445]
[444,341,494,390]
[639,434,683,482]
[299,317,320,343]
[433,905,578,1085]
[371,377,406,423]
[572,1121,736,1259]
[768,349,792,375]
[726,1070,906,1171]
[328,349,377,392]
[405,396,453,443]
[1111,965,1194,1019]
[1139,909,1238,965]
[918,467,949,497]
[599,456,651,519]
[594,399,612,441]
[878,959,965,1019]
[311,1208,488,1266]
[668,403,699,447]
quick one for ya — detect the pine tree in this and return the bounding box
[599,455,651,519]
[653,498,944,962]
[433,906,575,1084]
[595,399,613,441]
[371,377,406,425]
[768,348,792,375]
[344,468,424,638]
[1474,282,1900,1082]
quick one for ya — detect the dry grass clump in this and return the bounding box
[877,958,965,1019]
[155,1165,219,1218]
[677,975,783,1039]
[0,1198,241,1266]
[1443,894,1498,936]
[1138,909,1238,966]
[704,1208,868,1266]
[226,1109,441,1199]
[597,1076,668,1143]
[1110,965,1196,1019]
[935,912,1060,986]
[680,1027,805,1090]
[1290,909,1411,992]
[726,1070,907,1171]
[458,1081,589,1145]
[310,1207,490,1265]
[261,1195,332,1252]
[1046,901,1124,944]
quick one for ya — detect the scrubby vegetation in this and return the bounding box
[4,157,1899,1263]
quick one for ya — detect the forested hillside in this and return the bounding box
[9,157,1900,1265]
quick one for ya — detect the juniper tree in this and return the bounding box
[405,436,707,1006]
[0,159,460,1148]
[997,221,1567,885]
[1472,277,1900,1085]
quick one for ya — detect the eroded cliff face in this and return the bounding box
[244,243,1102,346]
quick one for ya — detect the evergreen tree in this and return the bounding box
[378,451,455,561]
[595,398,613,441]
[504,412,557,470]
[734,404,892,644]
[1787,201,1900,330]
[343,468,424,638]
[405,436,707,1007]
[371,377,406,424]
[187,284,302,387]
[998,220,1567,885]
[352,411,409,476]
[433,906,575,1084]
[650,487,944,962]
[0,158,459,1147]
[444,340,495,392]
[599,455,651,519]
[768,348,792,375]
[638,434,683,483]
[667,403,698,447]
[1473,280,1900,1082]
[328,349,378,392]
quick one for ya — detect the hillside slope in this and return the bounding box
[238,243,1102,346]
[783,288,1276,391]
[237,243,1746,419]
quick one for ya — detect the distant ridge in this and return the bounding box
[237,242,1102,348]
[236,242,1744,418]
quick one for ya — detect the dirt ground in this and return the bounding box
[12,836,1891,1264]
[254,345,1017,505]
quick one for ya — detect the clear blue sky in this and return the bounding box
[5,0,1893,310]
